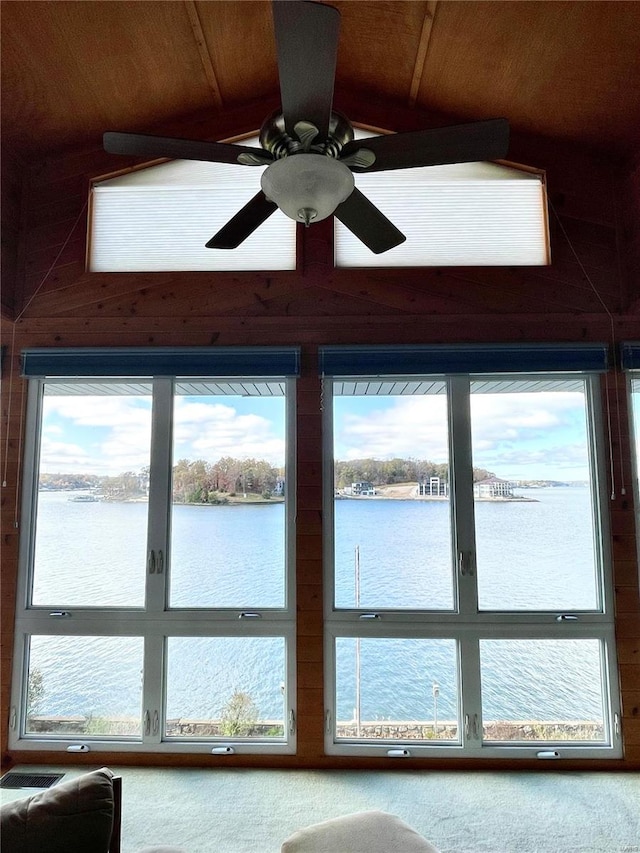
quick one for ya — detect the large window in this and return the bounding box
[322,346,621,759]
[10,348,297,754]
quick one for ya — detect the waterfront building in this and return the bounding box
[473,477,513,499]
[418,477,449,497]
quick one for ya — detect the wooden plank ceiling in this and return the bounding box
[2,0,640,166]
[1,0,639,323]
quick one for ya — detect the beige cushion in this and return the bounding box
[0,767,115,853]
[280,810,440,853]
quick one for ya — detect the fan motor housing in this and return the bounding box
[259,109,354,159]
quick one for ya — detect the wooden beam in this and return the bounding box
[183,0,224,109]
[408,1,438,108]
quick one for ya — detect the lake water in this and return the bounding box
[26,487,606,731]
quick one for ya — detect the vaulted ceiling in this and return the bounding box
[2,0,640,167]
[2,1,640,322]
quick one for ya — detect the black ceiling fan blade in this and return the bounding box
[104,132,272,166]
[340,118,510,172]
[273,1,340,139]
[334,188,406,254]
[206,191,278,249]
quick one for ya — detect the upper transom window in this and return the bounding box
[89,129,549,272]
[89,144,297,272]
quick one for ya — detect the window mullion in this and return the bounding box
[284,376,297,616]
[18,380,45,614]
[142,634,164,745]
[587,375,614,615]
[448,376,478,616]
[146,377,174,613]
[322,377,337,619]
[458,632,483,753]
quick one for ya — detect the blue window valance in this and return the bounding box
[319,343,609,377]
[621,342,640,371]
[21,346,301,378]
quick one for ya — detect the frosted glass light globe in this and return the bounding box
[261,153,355,224]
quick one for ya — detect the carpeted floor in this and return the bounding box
[4,766,640,852]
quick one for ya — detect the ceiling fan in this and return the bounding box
[104,0,509,254]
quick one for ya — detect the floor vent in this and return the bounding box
[0,772,64,789]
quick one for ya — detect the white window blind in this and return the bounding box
[90,153,296,272]
[336,143,549,267]
[90,128,549,271]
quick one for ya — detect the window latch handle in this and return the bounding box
[152,710,159,736]
[148,550,156,574]
[465,713,479,739]
[239,612,262,619]
[359,613,380,620]
[324,709,332,735]
[49,611,71,618]
[144,710,151,735]
[458,551,475,577]
[556,614,578,621]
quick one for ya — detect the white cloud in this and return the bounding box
[470,392,579,444]
[41,396,152,475]
[477,442,589,479]
[43,395,151,426]
[39,395,285,474]
[43,423,63,436]
[40,438,91,469]
[336,396,449,461]
[469,392,588,478]
[335,390,589,480]
[174,399,285,466]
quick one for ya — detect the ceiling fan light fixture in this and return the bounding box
[260,154,354,224]
[102,2,511,254]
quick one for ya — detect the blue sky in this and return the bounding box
[41,387,598,482]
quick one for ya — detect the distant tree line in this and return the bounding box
[41,456,494,502]
[172,457,282,504]
[40,457,283,504]
[334,458,495,488]
[39,473,101,491]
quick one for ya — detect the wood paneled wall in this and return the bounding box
[2,107,639,770]
[1,151,24,317]
[619,155,640,309]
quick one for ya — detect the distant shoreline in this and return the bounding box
[337,482,539,502]
[336,494,538,502]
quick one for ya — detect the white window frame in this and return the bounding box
[323,372,622,760]
[9,373,297,755]
[626,370,640,579]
